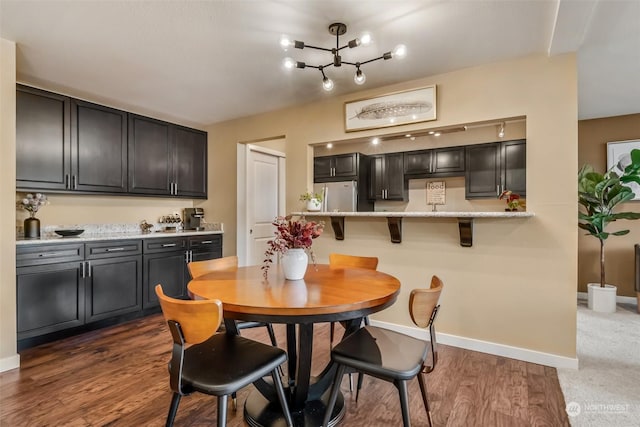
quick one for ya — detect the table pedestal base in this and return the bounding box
[244,389,345,427]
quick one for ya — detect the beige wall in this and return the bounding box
[578,114,640,296]
[1,39,18,368]
[205,54,579,360]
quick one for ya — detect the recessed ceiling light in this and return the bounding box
[405,134,412,138]
[428,131,435,135]
[372,137,380,145]
[433,132,441,137]
[327,143,333,149]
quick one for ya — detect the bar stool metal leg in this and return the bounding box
[396,379,411,427]
[417,372,433,427]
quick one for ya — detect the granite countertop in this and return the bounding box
[16,222,224,245]
[291,211,534,218]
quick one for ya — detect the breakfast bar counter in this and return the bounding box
[291,211,534,246]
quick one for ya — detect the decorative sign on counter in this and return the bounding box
[427,181,446,211]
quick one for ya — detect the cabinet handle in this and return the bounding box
[496,185,500,196]
[80,261,85,278]
[105,247,125,252]
[161,243,177,248]
[174,182,178,195]
[185,250,193,263]
[65,174,70,189]
[200,240,212,244]
[73,175,77,190]
[86,261,91,277]
[39,252,61,257]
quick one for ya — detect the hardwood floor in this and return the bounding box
[0,315,570,426]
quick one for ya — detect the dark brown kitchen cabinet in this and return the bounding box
[128,114,173,196]
[173,126,207,198]
[17,261,85,340]
[17,86,128,194]
[142,237,188,308]
[16,243,85,341]
[404,146,465,177]
[128,115,207,198]
[84,240,142,323]
[71,99,128,193]
[16,240,142,347]
[142,234,222,309]
[465,140,526,199]
[16,85,71,191]
[314,153,360,182]
[16,85,207,199]
[369,153,406,201]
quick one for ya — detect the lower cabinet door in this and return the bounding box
[143,251,187,308]
[85,255,142,322]
[17,261,85,339]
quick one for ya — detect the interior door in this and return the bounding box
[247,149,282,266]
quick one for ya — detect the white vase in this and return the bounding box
[307,198,322,211]
[281,248,308,280]
[587,283,617,313]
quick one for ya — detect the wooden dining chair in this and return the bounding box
[155,285,293,427]
[328,253,379,392]
[188,256,279,348]
[328,253,379,344]
[323,276,444,427]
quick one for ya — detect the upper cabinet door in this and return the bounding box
[332,153,358,178]
[16,85,71,191]
[313,157,333,181]
[431,147,465,175]
[465,143,501,198]
[127,114,173,195]
[71,100,127,193]
[174,126,207,198]
[501,140,526,196]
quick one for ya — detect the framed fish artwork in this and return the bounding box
[344,85,437,132]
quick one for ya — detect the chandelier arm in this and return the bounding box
[300,44,333,53]
[340,61,359,67]
[359,55,388,66]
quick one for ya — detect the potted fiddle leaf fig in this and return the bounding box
[578,148,640,313]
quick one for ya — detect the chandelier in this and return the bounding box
[280,22,406,91]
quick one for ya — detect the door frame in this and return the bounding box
[237,141,286,266]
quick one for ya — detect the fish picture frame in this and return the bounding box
[344,85,437,132]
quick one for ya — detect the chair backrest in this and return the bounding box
[155,284,222,344]
[409,275,443,328]
[329,253,378,270]
[188,255,238,279]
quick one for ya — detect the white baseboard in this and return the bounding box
[0,354,20,373]
[577,291,638,305]
[369,319,579,370]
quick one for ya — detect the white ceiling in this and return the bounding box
[1,0,638,128]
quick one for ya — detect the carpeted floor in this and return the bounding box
[557,301,640,427]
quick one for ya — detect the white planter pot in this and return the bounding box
[587,283,617,313]
[281,248,308,280]
[306,198,322,211]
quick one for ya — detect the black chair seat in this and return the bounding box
[179,334,287,396]
[331,326,427,381]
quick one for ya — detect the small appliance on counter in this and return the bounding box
[184,207,205,230]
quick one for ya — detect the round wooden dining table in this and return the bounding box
[188,263,400,427]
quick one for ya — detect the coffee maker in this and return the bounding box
[184,208,205,231]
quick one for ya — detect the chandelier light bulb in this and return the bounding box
[392,44,407,58]
[280,35,293,50]
[322,77,334,91]
[360,33,372,46]
[354,69,366,85]
[283,57,295,69]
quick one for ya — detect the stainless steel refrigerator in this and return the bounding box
[313,181,358,212]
